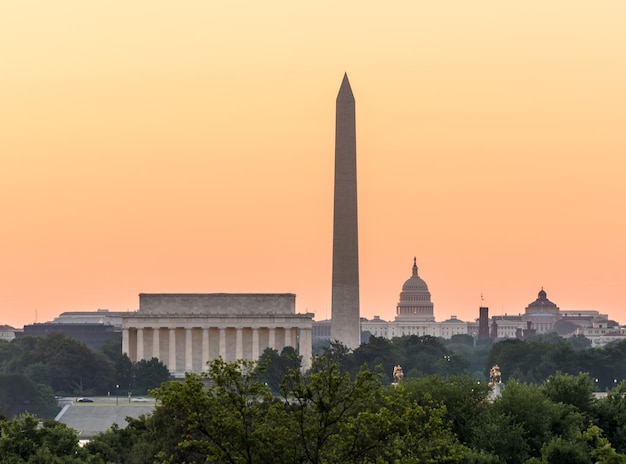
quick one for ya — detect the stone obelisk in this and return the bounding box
[330,73,361,350]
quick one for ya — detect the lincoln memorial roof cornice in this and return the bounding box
[121,315,313,330]
[121,313,313,320]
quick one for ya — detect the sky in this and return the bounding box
[1,1,625,329]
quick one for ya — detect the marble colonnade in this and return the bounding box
[122,321,312,373]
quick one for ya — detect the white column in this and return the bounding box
[202,328,209,370]
[268,328,275,349]
[219,328,226,359]
[169,328,177,372]
[298,328,312,371]
[236,328,243,360]
[122,328,130,356]
[152,328,160,360]
[185,328,193,372]
[284,327,292,347]
[136,328,144,361]
[252,328,259,361]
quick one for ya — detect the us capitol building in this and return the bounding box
[359,258,469,340]
[314,257,619,345]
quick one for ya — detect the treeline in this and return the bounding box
[3,330,626,420]
[0,333,170,418]
[4,352,626,463]
[316,332,625,390]
[80,344,626,463]
[486,335,626,390]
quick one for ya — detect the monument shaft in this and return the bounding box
[330,74,360,350]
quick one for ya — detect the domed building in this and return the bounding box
[525,288,560,316]
[354,277,616,344]
[521,288,561,334]
[395,258,435,322]
[359,258,469,340]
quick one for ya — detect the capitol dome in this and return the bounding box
[402,264,429,291]
[395,258,435,322]
[525,288,560,316]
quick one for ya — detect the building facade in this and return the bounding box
[121,293,313,375]
[345,260,617,343]
[0,325,18,342]
[359,258,469,340]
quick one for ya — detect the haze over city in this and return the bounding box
[1,1,625,329]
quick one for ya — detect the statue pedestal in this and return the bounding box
[488,382,504,401]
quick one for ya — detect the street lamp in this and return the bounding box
[116,384,119,406]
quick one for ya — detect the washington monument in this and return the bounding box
[330,73,361,350]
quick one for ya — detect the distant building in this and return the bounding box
[324,259,618,344]
[16,309,127,349]
[312,319,331,342]
[360,258,469,340]
[491,289,613,340]
[523,288,560,334]
[560,310,611,327]
[576,324,626,347]
[18,321,121,349]
[395,258,435,322]
[478,307,490,339]
[0,325,19,342]
[52,309,127,327]
[362,316,390,339]
[121,293,314,376]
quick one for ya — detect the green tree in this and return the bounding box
[537,425,626,464]
[132,358,170,394]
[593,381,626,454]
[99,340,133,392]
[490,380,585,461]
[282,355,467,463]
[281,357,386,463]
[352,335,396,383]
[0,373,58,419]
[382,384,469,464]
[256,346,301,394]
[401,375,490,445]
[567,334,592,351]
[85,417,162,464]
[0,337,38,373]
[87,356,469,463]
[29,334,115,395]
[470,407,531,464]
[541,372,596,416]
[317,340,356,374]
[150,358,284,463]
[0,413,86,463]
[487,338,581,384]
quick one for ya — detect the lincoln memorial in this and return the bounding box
[121,293,314,375]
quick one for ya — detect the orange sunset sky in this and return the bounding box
[1,1,625,329]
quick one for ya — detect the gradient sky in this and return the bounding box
[1,1,625,329]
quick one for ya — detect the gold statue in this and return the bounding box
[392,365,404,386]
[489,365,502,385]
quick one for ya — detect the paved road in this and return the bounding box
[55,399,155,439]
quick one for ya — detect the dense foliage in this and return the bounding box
[2,334,626,462]
[85,356,468,463]
[81,355,626,464]
[337,333,626,390]
[4,331,626,462]
[486,335,626,390]
[0,334,170,418]
[0,413,88,463]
